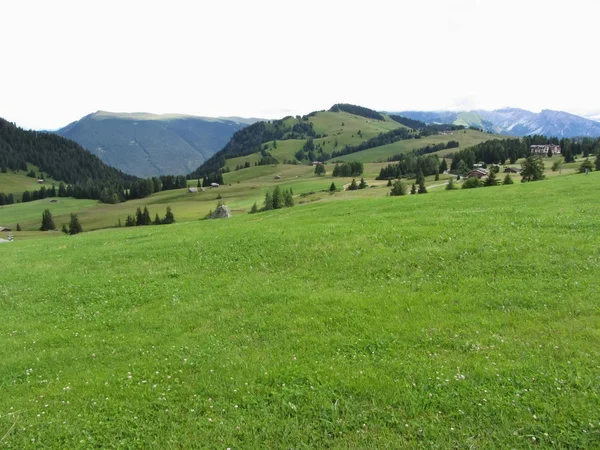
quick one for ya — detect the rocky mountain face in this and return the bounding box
[395,108,600,138]
[57,112,254,177]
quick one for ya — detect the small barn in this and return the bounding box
[188,187,199,193]
[503,167,521,173]
[37,179,45,184]
[467,168,488,179]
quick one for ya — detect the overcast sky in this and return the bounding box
[2,0,598,130]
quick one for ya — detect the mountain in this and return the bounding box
[395,108,600,138]
[57,111,254,178]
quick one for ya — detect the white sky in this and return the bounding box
[1,0,599,130]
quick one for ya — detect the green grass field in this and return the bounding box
[1,173,599,448]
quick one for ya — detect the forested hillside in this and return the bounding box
[0,118,134,185]
[58,111,250,177]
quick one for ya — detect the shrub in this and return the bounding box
[462,177,483,189]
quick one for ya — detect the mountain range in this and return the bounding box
[57,111,256,178]
[395,108,600,138]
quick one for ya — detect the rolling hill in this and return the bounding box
[396,108,600,138]
[57,111,254,178]
[189,104,506,180]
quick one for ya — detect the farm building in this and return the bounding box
[210,183,220,188]
[531,144,561,155]
[188,188,198,193]
[467,168,489,179]
[37,179,45,184]
[0,226,12,232]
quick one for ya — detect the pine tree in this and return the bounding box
[141,207,151,225]
[578,158,594,173]
[163,206,175,224]
[358,178,367,189]
[348,179,358,190]
[386,179,392,187]
[329,181,337,192]
[314,164,326,175]
[153,213,162,225]
[272,186,284,209]
[125,215,135,227]
[596,156,600,171]
[61,224,68,234]
[439,158,448,173]
[197,179,201,188]
[283,189,294,207]
[418,180,428,194]
[40,209,55,231]
[410,183,416,195]
[503,174,514,185]
[68,213,83,235]
[390,180,407,196]
[484,170,498,186]
[16,223,22,231]
[446,178,456,190]
[416,169,424,186]
[117,218,122,227]
[135,207,143,226]
[249,202,258,214]
[263,191,274,211]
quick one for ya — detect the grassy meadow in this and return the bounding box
[1,172,599,448]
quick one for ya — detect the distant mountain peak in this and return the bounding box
[394,108,600,138]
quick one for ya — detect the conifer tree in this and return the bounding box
[595,156,600,171]
[40,209,55,231]
[16,223,22,231]
[503,174,514,185]
[163,206,175,224]
[125,215,135,226]
[348,178,358,190]
[263,191,274,211]
[272,186,284,209]
[386,179,392,187]
[410,183,417,195]
[249,202,258,214]
[418,180,428,194]
[135,207,143,226]
[142,207,151,225]
[153,213,162,225]
[329,181,337,192]
[62,224,68,234]
[314,164,326,175]
[358,178,367,189]
[117,218,122,227]
[484,170,498,186]
[68,213,83,235]
[446,178,456,190]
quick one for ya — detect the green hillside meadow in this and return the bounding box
[1,173,599,448]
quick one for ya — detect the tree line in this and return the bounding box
[386,141,459,162]
[377,154,440,180]
[330,127,414,159]
[250,186,294,213]
[122,206,175,227]
[328,104,385,121]
[332,161,364,177]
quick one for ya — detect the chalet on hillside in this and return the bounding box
[467,168,488,179]
[311,161,323,166]
[37,179,45,184]
[504,167,521,173]
[531,144,561,156]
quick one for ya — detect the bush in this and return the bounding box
[462,177,483,189]
[390,180,407,196]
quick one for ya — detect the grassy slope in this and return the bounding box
[337,129,504,163]
[1,173,599,448]
[0,167,60,197]
[225,112,406,168]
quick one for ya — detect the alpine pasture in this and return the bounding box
[1,172,599,448]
